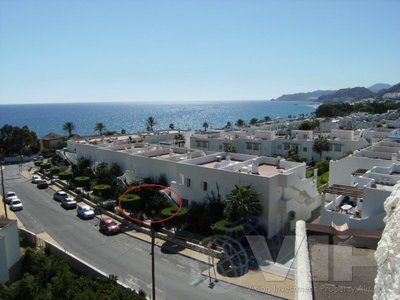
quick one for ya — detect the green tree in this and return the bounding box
[94,122,106,135]
[146,116,157,131]
[121,128,126,134]
[224,185,262,222]
[298,120,319,131]
[223,143,237,153]
[313,135,330,160]
[284,147,302,162]
[225,121,232,129]
[264,116,271,122]
[235,119,245,128]
[0,124,39,156]
[169,123,174,130]
[62,122,75,137]
[202,122,209,131]
[249,118,258,126]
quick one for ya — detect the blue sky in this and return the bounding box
[0,0,399,104]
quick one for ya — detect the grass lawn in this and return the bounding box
[306,168,315,178]
[317,171,329,188]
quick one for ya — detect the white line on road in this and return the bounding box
[161,257,169,263]
[176,264,185,269]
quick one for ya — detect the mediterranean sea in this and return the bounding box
[0,101,315,138]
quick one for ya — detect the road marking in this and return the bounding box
[161,257,169,263]
[135,246,144,252]
[176,264,185,269]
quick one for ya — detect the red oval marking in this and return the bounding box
[118,183,182,224]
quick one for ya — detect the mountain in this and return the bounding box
[368,83,391,93]
[271,90,336,102]
[317,87,375,103]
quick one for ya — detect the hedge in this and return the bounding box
[74,176,90,188]
[213,219,245,240]
[40,162,52,170]
[92,184,111,199]
[120,194,141,211]
[59,171,73,181]
[50,166,61,175]
[34,161,43,167]
[161,207,187,228]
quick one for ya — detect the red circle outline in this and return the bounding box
[118,183,182,224]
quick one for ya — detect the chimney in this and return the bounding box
[251,161,259,174]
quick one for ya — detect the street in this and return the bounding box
[2,163,278,300]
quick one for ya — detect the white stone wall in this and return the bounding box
[374,183,400,299]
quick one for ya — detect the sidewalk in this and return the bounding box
[19,169,294,299]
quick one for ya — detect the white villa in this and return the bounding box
[320,134,400,231]
[62,135,321,238]
[190,129,370,162]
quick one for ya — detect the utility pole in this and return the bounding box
[1,159,8,218]
[151,228,156,300]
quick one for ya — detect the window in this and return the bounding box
[284,144,290,150]
[186,178,191,187]
[303,147,307,152]
[195,141,201,148]
[277,145,282,150]
[201,141,208,149]
[246,143,252,150]
[218,145,223,150]
[253,143,260,150]
[334,144,342,152]
[202,181,208,191]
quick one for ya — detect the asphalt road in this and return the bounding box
[2,163,278,300]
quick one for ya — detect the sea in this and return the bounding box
[0,101,316,138]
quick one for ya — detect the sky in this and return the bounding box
[0,0,399,104]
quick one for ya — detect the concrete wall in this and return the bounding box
[0,220,20,284]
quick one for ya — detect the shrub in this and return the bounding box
[92,184,112,199]
[40,162,52,170]
[34,160,43,167]
[315,160,329,175]
[59,171,73,181]
[120,194,141,211]
[213,219,245,240]
[50,166,61,175]
[74,176,90,188]
[161,207,187,228]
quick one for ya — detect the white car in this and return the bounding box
[31,175,42,183]
[77,205,95,219]
[53,191,68,202]
[6,191,18,204]
[61,197,77,209]
[10,198,23,211]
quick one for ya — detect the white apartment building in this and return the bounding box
[0,220,20,284]
[64,137,321,238]
[190,129,369,162]
[320,135,400,231]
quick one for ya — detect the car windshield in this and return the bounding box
[13,200,21,205]
[82,207,92,212]
[7,193,16,197]
[106,220,116,225]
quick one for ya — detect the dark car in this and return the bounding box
[99,218,120,235]
[37,180,49,189]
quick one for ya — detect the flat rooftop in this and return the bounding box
[200,158,242,169]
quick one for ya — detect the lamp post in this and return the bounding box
[1,159,8,218]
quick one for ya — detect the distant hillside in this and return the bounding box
[272,90,335,102]
[317,87,375,103]
[368,83,391,93]
[377,82,400,100]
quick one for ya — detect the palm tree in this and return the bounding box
[224,185,262,222]
[225,121,232,129]
[146,116,157,132]
[249,118,258,126]
[94,122,106,136]
[169,123,175,130]
[202,122,209,131]
[62,122,75,137]
[313,135,330,160]
[235,119,245,128]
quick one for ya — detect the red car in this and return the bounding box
[99,218,120,235]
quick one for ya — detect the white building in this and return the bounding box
[190,129,369,162]
[320,135,400,231]
[64,137,321,238]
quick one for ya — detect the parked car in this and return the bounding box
[37,180,49,189]
[99,218,120,235]
[31,175,41,183]
[10,198,23,211]
[5,191,17,204]
[61,197,77,209]
[53,191,68,202]
[77,205,95,219]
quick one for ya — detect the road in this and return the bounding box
[2,163,278,300]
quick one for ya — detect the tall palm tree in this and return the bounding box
[62,122,75,137]
[169,123,175,130]
[225,121,232,129]
[313,135,330,160]
[94,122,106,136]
[202,122,209,131]
[146,116,157,132]
[224,185,262,222]
[249,118,258,126]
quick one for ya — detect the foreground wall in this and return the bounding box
[373,183,400,299]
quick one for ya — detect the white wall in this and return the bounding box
[0,220,20,284]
